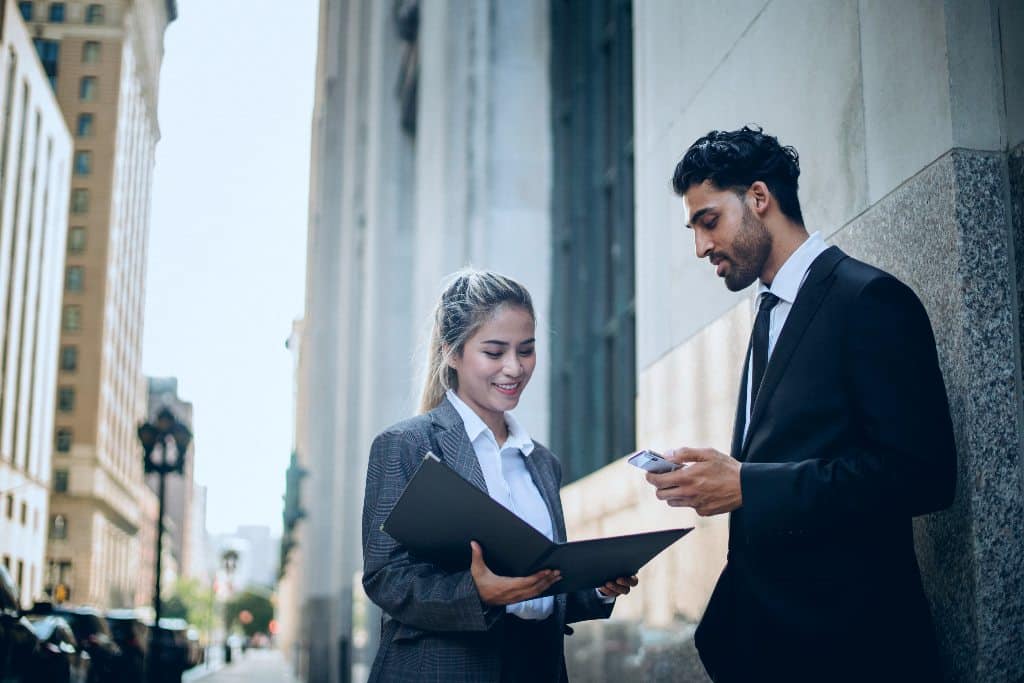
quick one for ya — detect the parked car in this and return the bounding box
[26,604,120,683]
[147,619,191,683]
[0,566,39,682]
[105,609,148,681]
[24,615,90,683]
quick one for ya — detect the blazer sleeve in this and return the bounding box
[739,276,957,537]
[361,428,504,633]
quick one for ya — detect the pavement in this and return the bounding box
[183,649,297,683]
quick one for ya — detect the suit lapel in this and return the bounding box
[523,451,564,542]
[430,399,489,493]
[742,247,846,456]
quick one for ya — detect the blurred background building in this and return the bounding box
[14,0,177,609]
[0,0,72,609]
[284,1,1024,682]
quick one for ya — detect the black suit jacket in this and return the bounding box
[695,247,956,682]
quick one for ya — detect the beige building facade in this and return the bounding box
[0,0,73,608]
[18,0,176,609]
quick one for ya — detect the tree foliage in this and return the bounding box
[164,578,215,632]
[224,587,274,637]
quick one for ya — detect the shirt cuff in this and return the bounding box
[595,588,616,603]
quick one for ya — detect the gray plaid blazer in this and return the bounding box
[362,398,614,682]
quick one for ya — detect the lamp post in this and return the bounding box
[220,549,238,665]
[138,407,192,683]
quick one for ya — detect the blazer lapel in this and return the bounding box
[742,247,846,456]
[429,399,489,494]
[523,451,564,542]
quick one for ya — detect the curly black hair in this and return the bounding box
[671,125,804,225]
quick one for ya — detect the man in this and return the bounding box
[647,126,956,682]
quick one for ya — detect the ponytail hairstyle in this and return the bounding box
[419,269,535,413]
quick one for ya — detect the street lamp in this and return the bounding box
[138,407,192,683]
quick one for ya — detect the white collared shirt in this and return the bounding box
[446,390,556,619]
[743,232,828,440]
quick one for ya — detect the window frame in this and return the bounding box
[73,150,91,176]
[82,41,101,64]
[62,305,81,332]
[57,386,75,412]
[76,113,94,137]
[85,4,104,24]
[55,428,73,452]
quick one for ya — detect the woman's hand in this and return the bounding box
[469,541,561,606]
[597,575,639,598]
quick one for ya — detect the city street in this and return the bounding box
[184,649,296,683]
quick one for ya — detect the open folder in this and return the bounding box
[382,452,692,596]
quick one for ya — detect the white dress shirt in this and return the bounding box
[743,232,828,441]
[446,390,556,619]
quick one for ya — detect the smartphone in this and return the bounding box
[626,449,683,473]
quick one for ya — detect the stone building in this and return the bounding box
[23,0,177,609]
[288,1,1023,681]
[0,0,73,608]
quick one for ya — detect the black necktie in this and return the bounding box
[750,292,781,409]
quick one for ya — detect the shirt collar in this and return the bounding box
[446,389,535,455]
[756,231,827,304]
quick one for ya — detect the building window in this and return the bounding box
[18,2,32,21]
[48,2,65,22]
[31,39,59,89]
[65,266,84,292]
[50,515,67,540]
[68,226,86,253]
[550,0,636,484]
[53,470,69,493]
[60,346,78,371]
[76,114,94,137]
[85,4,104,24]
[71,188,89,213]
[62,305,80,331]
[74,151,91,175]
[4,495,12,519]
[56,428,72,452]
[78,76,96,102]
[19,502,27,525]
[57,387,75,412]
[82,41,101,64]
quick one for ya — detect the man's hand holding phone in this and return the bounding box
[638,447,743,517]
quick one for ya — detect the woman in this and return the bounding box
[362,270,637,682]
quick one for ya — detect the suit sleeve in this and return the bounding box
[361,429,504,633]
[739,276,957,537]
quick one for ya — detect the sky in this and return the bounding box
[142,0,318,536]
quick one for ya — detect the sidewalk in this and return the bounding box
[185,649,297,683]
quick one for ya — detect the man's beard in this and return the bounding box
[723,205,772,291]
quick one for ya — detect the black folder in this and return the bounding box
[382,453,692,596]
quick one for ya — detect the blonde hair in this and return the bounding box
[419,269,535,413]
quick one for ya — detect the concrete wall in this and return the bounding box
[564,1,1024,681]
[297,2,554,681]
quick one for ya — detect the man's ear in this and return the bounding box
[748,181,771,216]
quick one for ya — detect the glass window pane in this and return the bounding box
[50,515,67,539]
[74,151,91,175]
[53,471,68,493]
[18,2,32,21]
[57,387,75,412]
[48,2,64,22]
[79,77,96,102]
[60,346,78,371]
[76,114,93,137]
[68,227,86,253]
[82,41,101,64]
[56,428,72,452]
[65,266,83,292]
[62,305,80,331]
[71,189,89,213]
[85,4,104,24]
